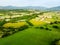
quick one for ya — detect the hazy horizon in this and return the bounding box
[0,0,60,8]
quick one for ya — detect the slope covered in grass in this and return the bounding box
[0,27,60,45]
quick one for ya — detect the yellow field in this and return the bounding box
[3,22,27,28]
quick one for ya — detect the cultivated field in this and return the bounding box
[0,9,60,45]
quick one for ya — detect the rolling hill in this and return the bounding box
[47,6,60,11]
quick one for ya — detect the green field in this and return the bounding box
[0,10,60,45]
[0,27,60,45]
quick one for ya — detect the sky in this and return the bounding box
[0,0,60,8]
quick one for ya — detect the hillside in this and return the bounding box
[47,6,60,11]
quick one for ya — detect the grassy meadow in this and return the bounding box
[0,9,60,45]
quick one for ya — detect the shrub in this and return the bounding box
[0,31,4,38]
[51,39,60,45]
[53,25,59,29]
[0,19,6,26]
[26,21,33,26]
[2,29,10,32]
[40,27,44,29]
[50,22,54,25]
[2,32,10,38]
[54,21,58,24]
[8,31,15,35]
[45,28,49,30]
[18,25,28,31]
[35,27,40,29]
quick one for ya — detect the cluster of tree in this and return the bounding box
[0,25,29,38]
[35,21,60,31]
[0,20,29,38]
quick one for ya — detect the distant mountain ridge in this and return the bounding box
[0,6,60,11]
[47,6,60,11]
[0,6,47,10]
